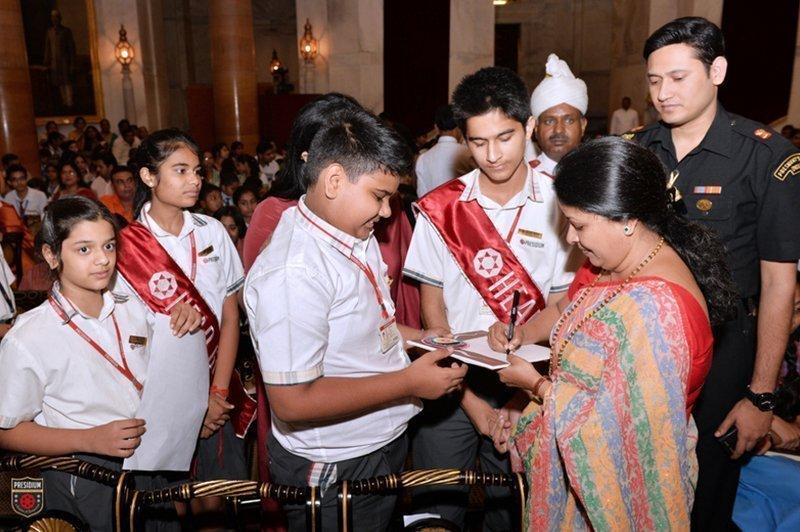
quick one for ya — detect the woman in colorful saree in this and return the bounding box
[489,137,737,530]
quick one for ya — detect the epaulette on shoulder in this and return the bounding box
[191,213,209,227]
[621,124,652,140]
[111,292,130,304]
[729,116,782,148]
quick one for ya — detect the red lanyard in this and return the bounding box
[298,207,390,320]
[144,214,197,282]
[504,204,525,243]
[48,294,143,393]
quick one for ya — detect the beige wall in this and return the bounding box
[449,0,495,96]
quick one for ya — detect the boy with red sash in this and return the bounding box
[245,105,468,531]
[115,129,255,527]
[402,67,577,530]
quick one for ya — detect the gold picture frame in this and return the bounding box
[21,0,105,126]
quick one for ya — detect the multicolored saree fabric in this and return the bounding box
[511,277,712,531]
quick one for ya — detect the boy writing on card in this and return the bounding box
[402,66,578,530]
[244,103,467,531]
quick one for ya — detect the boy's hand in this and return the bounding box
[169,301,202,337]
[87,418,146,458]
[488,321,524,353]
[405,349,467,399]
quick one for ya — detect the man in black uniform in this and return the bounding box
[630,17,800,529]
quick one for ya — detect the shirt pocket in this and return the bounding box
[686,193,732,222]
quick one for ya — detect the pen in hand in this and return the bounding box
[506,290,521,355]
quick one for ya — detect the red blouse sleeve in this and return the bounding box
[669,283,714,414]
[567,259,601,300]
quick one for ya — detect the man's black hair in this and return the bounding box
[91,150,118,167]
[1,153,20,168]
[256,139,276,154]
[643,17,725,69]
[434,105,458,132]
[5,163,26,178]
[111,165,134,179]
[450,66,531,134]
[220,170,240,188]
[302,107,412,188]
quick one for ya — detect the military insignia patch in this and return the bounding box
[11,477,44,517]
[754,128,772,140]
[774,153,800,181]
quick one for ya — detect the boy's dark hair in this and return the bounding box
[230,140,244,152]
[451,67,531,134]
[434,105,458,132]
[211,143,228,159]
[111,165,134,179]
[215,206,247,238]
[1,153,19,167]
[233,185,257,206]
[643,17,725,69]
[302,107,412,188]
[5,164,26,178]
[220,171,240,188]
[256,140,276,154]
[92,150,118,167]
[199,182,221,201]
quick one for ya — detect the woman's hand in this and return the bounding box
[487,321,524,353]
[169,301,203,337]
[497,354,540,391]
[86,418,146,458]
[200,392,233,439]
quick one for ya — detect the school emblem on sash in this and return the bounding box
[148,271,178,300]
[473,248,503,279]
[11,477,44,517]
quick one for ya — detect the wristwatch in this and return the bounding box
[744,386,776,412]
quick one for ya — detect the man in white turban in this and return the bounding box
[529,53,588,175]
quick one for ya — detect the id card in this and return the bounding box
[380,318,401,353]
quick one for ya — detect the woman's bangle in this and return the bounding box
[210,385,229,399]
[532,376,551,399]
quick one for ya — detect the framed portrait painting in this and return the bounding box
[20,0,104,125]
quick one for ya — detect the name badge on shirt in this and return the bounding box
[379,317,401,354]
[128,335,147,348]
[198,245,214,257]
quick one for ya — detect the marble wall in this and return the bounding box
[449,0,495,96]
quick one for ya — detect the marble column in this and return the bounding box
[209,0,259,149]
[0,0,40,174]
[449,0,495,96]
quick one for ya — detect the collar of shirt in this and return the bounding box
[50,282,116,322]
[459,165,543,209]
[437,135,459,145]
[652,104,733,160]
[295,196,370,261]
[138,201,196,240]
[536,152,558,175]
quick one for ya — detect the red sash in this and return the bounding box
[416,179,546,324]
[117,221,256,438]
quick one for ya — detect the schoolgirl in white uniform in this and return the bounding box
[0,197,200,530]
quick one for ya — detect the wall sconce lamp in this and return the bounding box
[299,19,318,63]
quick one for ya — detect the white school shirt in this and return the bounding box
[244,198,420,463]
[91,176,114,199]
[403,167,575,333]
[0,288,151,430]
[534,152,558,177]
[415,136,475,198]
[0,256,15,320]
[123,203,245,322]
[610,107,640,135]
[3,188,48,218]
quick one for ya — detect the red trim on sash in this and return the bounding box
[117,221,256,438]
[416,179,546,324]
